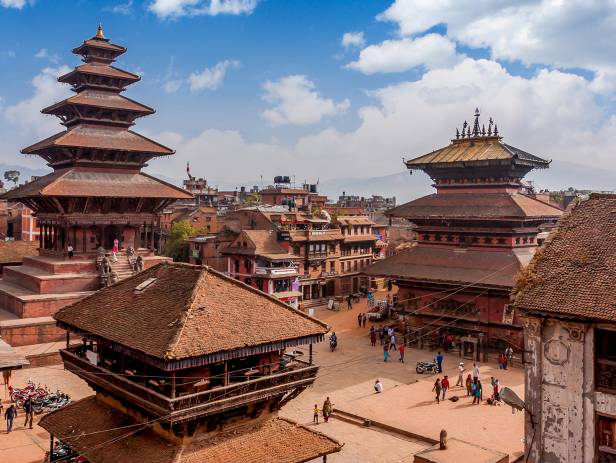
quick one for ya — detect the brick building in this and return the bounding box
[6,202,39,241]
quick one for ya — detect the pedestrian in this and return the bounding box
[466,374,473,396]
[493,379,500,401]
[502,352,508,370]
[383,342,389,362]
[432,378,442,404]
[362,313,367,328]
[456,362,465,387]
[441,375,450,400]
[472,362,480,384]
[379,327,385,345]
[112,237,119,261]
[370,327,377,347]
[313,404,319,424]
[387,279,393,292]
[499,353,506,370]
[5,404,17,433]
[436,351,443,373]
[23,396,34,429]
[67,243,74,259]
[374,379,383,393]
[398,343,405,363]
[347,294,353,310]
[390,333,397,351]
[473,380,482,404]
[322,397,332,423]
[505,346,514,368]
[357,312,362,327]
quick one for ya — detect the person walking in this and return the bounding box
[472,362,480,384]
[398,343,405,363]
[374,379,383,393]
[383,342,390,362]
[473,380,482,404]
[370,327,377,347]
[378,327,385,345]
[389,333,397,351]
[493,379,500,401]
[313,404,320,424]
[112,238,119,261]
[67,244,74,259]
[23,396,34,429]
[499,353,506,370]
[432,378,442,404]
[322,397,332,423]
[465,374,473,396]
[5,404,17,433]
[502,352,508,370]
[362,313,367,328]
[441,375,450,401]
[347,294,353,310]
[387,279,393,292]
[357,313,363,327]
[456,362,465,387]
[436,351,444,373]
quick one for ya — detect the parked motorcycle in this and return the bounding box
[415,359,439,374]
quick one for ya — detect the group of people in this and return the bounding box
[498,346,514,369]
[1,397,33,433]
[432,361,504,406]
[357,313,368,328]
[312,397,333,424]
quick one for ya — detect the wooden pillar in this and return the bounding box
[61,226,66,251]
[150,224,155,250]
[309,343,313,366]
[49,435,54,460]
[38,224,43,249]
[223,361,229,386]
[170,372,176,399]
[82,227,87,253]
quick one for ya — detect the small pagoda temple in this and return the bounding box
[365,109,563,352]
[4,24,191,254]
[40,262,341,462]
[0,27,191,351]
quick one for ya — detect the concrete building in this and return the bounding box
[513,194,616,463]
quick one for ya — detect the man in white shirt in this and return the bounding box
[472,362,480,384]
[374,379,383,393]
[456,362,465,387]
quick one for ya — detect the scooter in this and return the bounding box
[330,338,338,352]
[415,359,439,374]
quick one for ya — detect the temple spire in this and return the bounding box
[95,23,105,39]
[472,108,480,137]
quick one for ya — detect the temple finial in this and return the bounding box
[482,124,486,136]
[488,117,493,136]
[455,128,460,139]
[96,23,105,39]
[472,108,480,137]
[461,120,468,138]
[494,124,499,136]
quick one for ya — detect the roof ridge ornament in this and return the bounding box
[95,23,105,40]
[472,108,480,137]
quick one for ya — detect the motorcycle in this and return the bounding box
[415,359,439,374]
[329,338,338,352]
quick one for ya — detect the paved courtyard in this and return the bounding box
[0,292,525,463]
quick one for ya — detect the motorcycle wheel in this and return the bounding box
[416,366,424,374]
[15,398,24,408]
[33,403,44,415]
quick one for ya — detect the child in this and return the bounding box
[313,404,319,424]
[398,343,405,363]
[466,373,472,396]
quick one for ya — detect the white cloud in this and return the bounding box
[377,0,616,90]
[347,33,461,74]
[1,0,27,8]
[149,0,257,19]
[3,66,71,136]
[188,60,238,92]
[261,75,350,126]
[106,0,133,15]
[163,79,183,94]
[35,49,59,64]
[341,32,365,50]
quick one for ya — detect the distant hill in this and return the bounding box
[0,163,49,189]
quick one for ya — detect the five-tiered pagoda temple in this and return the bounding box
[366,109,563,353]
[0,26,191,353]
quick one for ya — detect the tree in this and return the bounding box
[164,220,199,262]
[3,170,20,188]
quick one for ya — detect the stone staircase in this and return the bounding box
[109,252,135,281]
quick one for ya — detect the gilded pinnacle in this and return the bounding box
[95,23,105,39]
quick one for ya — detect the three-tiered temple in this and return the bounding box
[5,25,191,254]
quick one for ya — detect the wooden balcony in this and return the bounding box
[60,348,319,423]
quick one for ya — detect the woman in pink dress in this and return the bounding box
[112,238,119,261]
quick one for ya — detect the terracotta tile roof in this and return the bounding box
[0,240,38,263]
[364,246,533,288]
[405,137,549,169]
[0,338,28,369]
[224,230,289,257]
[59,63,140,83]
[3,169,191,200]
[336,216,374,225]
[40,396,342,463]
[513,194,616,322]
[43,89,154,114]
[389,193,563,220]
[22,125,174,155]
[73,38,126,54]
[54,262,329,361]
[343,235,377,243]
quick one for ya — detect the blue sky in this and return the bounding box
[1,0,616,197]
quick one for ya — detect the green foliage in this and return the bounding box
[164,220,199,262]
[3,170,20,187]
[243,192,260,206]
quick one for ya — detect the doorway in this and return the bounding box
[104,225,121,250]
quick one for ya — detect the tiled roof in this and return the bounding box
[405,137,549,169]
[0,240,38,263]
[224,230,289,257]
[22,125,174,155]
[513,194,616,322]
[73,38,126,54]
[388,193,563,220]
[364,246,534,288]
[3,169,191,200]
[43,89,154,114]
[59,63,140,83]
[40,397,342,463]
[336,216,374,225]
[0,338,28,369]
[54,262,329,361]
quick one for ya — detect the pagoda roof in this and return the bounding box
[40,397,342,463]
[54,262,329,363]
[364,245,534,288]
[22,124,174,155]
[3,168,192,200]
[513,194,616,323]
[389,192,563,221]
[73,38,126,55]
[42,89,154,115]
[58,63,140,84]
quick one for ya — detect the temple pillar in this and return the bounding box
[38,224,43,249]
[82,227,87,253]
[61,226,66,251]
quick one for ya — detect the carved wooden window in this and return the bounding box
[597,414,616,461]
[596,329,616,394]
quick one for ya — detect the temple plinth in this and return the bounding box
[0,26,191,354]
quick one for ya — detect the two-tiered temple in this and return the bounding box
[366,110,563,351]
[0,27,190,353]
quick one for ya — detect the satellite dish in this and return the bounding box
[500,387,525,411]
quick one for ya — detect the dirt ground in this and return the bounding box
[0,291,525,463]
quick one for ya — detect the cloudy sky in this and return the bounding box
[1,0,616,194]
